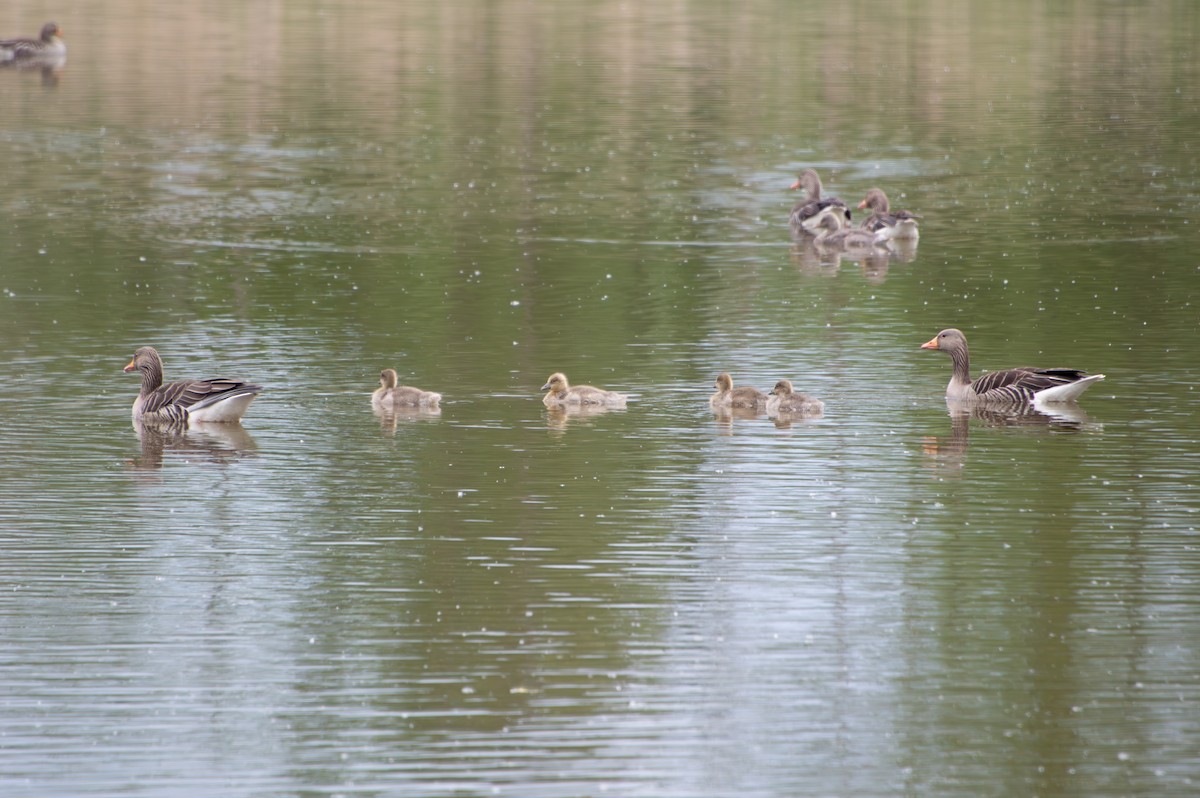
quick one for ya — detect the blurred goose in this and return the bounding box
[124,346,262,424]
[920,328,1104,405]
[541,372,627,407]
[857,188,920,241]
[788,169,851,233]
[813,212,888,247]
[372,368,441,409]
[767,379,825,416]
[710,372,768,409]
[0,22,65,61]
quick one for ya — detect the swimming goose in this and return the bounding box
[372,368,442,408]
[123,346,262,424]
[541,372,627,407]
[857,188,920,241]
[0,22,65,61]
[812,212,888,247]
[920,329,1104,405]
[767,379,825,416]
[788,169,852,233]
[710,372,768,409]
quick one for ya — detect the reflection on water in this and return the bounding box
[0,53,65,86]
[922,400,1099,471]
[127,419,258,472]
[789,236,918,282]
[374,404,443,433]
[544,403,626,434]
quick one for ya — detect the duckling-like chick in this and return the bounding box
[813,212,887,248]
[788,168,852,233]
[857,188,921,241]
[372,368,442,409]
[767,379,825,416]
[710,372,768,409]
[541,372,627,407]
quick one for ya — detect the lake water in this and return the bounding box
[2,2,1199,796]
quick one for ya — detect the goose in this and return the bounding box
[920,329,1104,405]
[123,346,262,424]
[710,372,768,409]
[372,368,441,409]
[767,379,825,416]
[857,188,920,241]
[788,169,852,233]
[812,212,888,248]
[0,22,65,61]
[541,372,627,407]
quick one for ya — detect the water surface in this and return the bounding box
[2,2,1199,796]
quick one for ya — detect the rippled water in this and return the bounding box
[2,1,1199,796]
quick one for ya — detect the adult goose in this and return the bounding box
[788,169,852,233]
[0,22,65,61]
[123,346,263,424]
[372,368,441,409]
[767,379,825,416]
[710,372,768,410]
[541,372,627,407]
[857,188,920,241]
[920,329,1104,405]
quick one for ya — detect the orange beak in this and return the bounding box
[789,179,801,190]
[857,199,868,210]
[123,357,136,372]
[920,336,939,350]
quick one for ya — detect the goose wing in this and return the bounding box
[141,377,261,415]
[971,367,1091,403]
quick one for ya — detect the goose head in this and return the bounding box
[770,379,794,396]
[857,188,889,212]
[789,168,823,198]
[123,346,163,375]
[920,328,968,354]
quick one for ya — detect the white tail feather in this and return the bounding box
[187,392,259,424]
[1033,374,1105,405]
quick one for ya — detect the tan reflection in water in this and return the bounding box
[544,404,625,434]
[374,405,443,434]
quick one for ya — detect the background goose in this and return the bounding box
[0,22,65,61]
[857,188,920,241]
[788,169,852,233]
[920,328,1105,405]
[372,368,442,408]
[541,372,627,407]
[710,372,768,409]
[767,379,825,416]
[124,346,263,424]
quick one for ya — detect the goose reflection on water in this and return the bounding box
[0,53,66,86]
[127,419,258,472]
[922,400,1099,470]
[789,235,918,282]
[374,403,442,433]
[544,403,626,433]
[710,404,766,434]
